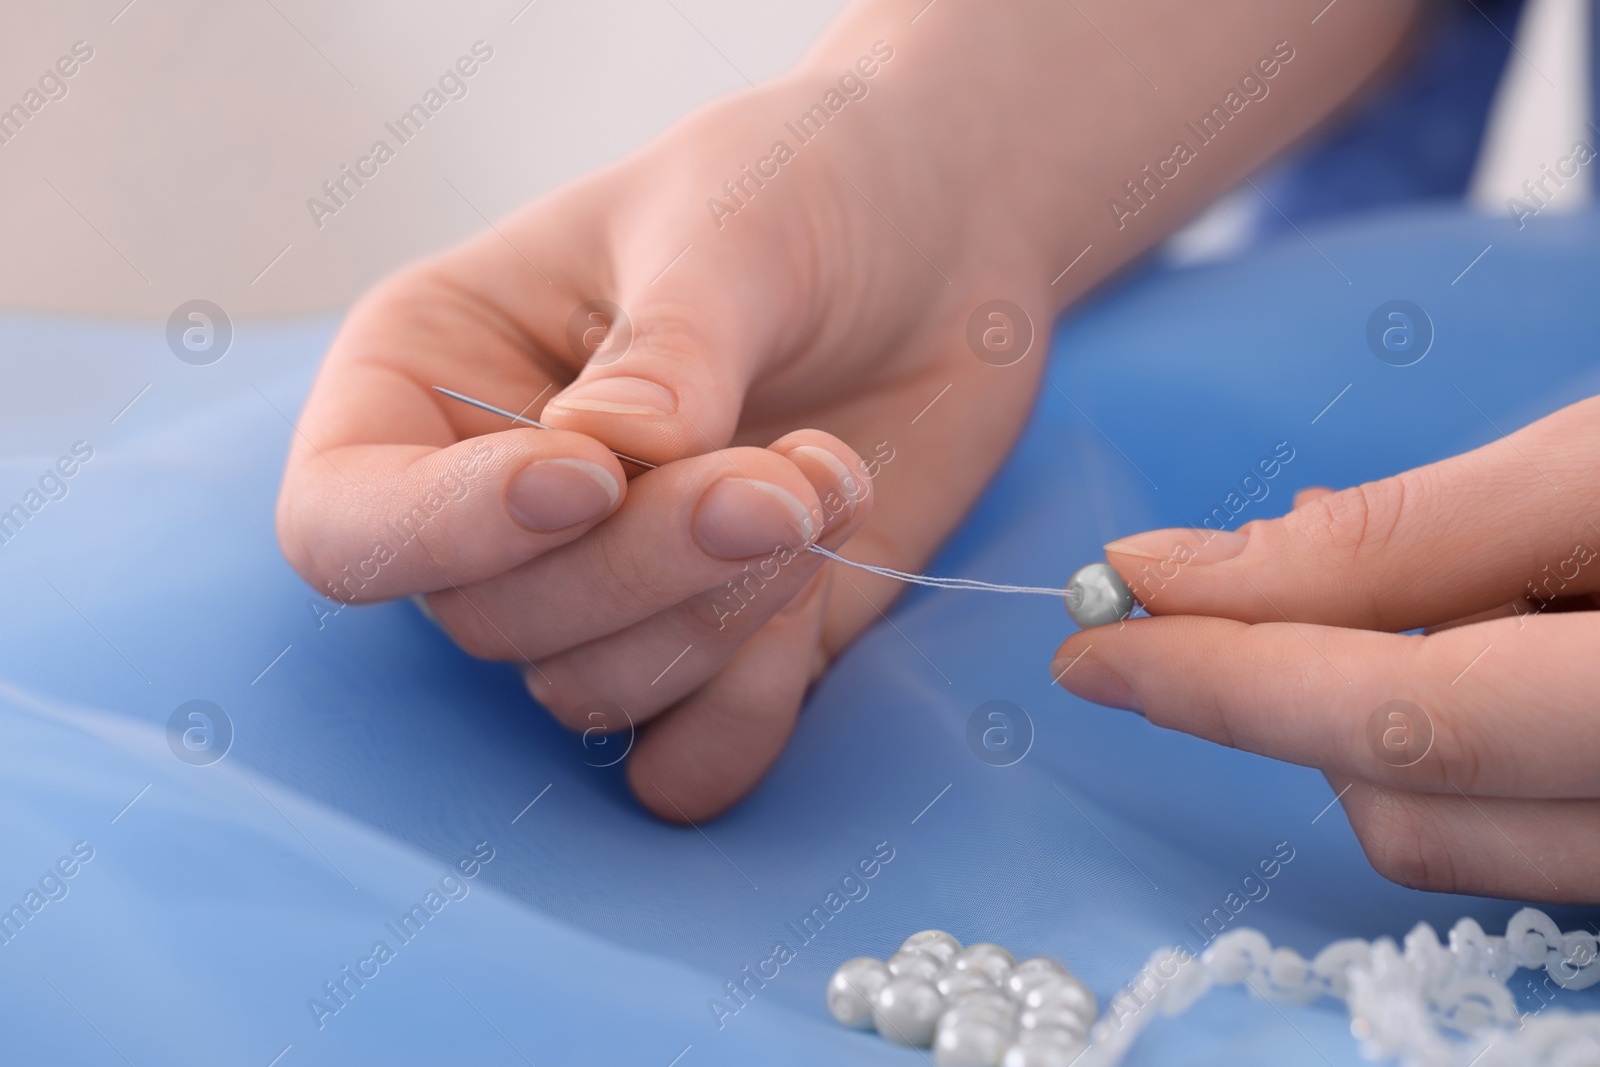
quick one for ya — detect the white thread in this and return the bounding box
[806,546,1069,597]
[430,388,1075,600]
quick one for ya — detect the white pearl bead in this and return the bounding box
[999,1028,1087,1067]
[1065,562,1135,628]
[874,978,943,1047]
[937,970,997,999]
[943,990,1016,1025]
[952,943,1016,986]
[1022,974,1097,1021]
[933,1017,1014,1067]
[1004,958,1070,1000]
[900,929,963,966]
[888,951,945,983]
[827,957,891,1029]
[1015,957,1069,977]
[1018,1005,1090,1038]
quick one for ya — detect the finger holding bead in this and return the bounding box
[1101,396,1600,634]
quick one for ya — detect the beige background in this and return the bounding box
[0,0,845,321]
[0,0,1586,322]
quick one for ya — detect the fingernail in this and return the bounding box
[1104,527,1250,565]
[693,478,815,560]
[544,376,676,417]
[1051,650,1142,713]
[409,593,440,626]
[507,458,620,532]
[787,445,861,532]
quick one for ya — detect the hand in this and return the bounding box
[278,0,1417,821]
[276,53,1058,822]
[1051,396,1600,903]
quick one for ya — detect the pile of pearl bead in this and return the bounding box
[826,931,1097,1067]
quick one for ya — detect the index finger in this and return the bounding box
[1103,396,1600,633]
[277,252,627,600]
[277,428,628,602]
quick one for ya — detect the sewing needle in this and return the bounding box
[432,385,658,470]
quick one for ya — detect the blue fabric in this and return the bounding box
[1249,0,1524,235]
[1,204,1598,1066]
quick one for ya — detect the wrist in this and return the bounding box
[786,0,1423,311]
[783,6,1088,292]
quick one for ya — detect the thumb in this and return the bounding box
[1100,399,1600,632]
[539,260,778,465]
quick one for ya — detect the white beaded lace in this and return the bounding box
[1078,908,1600,1067]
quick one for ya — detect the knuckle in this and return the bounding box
[350,263,458,331]
[1352,791,1462,894]
[399,513,462,575]
[629,304,713,358]
[1411,638,1495,792]
[682,550,811,637]
[1417,712,1483,794]
[593,534,681,612]
[683,583,750,635]
[426,592,513,660]
[1292,476,1411,558]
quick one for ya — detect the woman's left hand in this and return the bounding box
[1051,395,1600,903]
